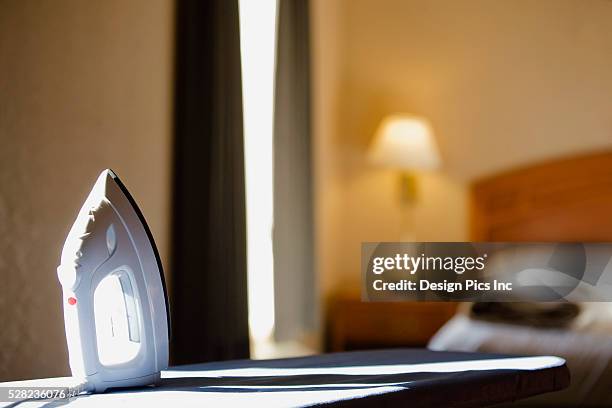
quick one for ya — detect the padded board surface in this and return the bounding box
[0,349,569,407]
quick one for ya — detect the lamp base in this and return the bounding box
[398,173,417,241]
[399,173,417,205]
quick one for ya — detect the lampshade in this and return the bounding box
[368,114,441,171]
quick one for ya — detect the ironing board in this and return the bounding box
[0,349,569,407]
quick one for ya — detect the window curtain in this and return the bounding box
[273,0,317,343]
[171,0,249,364]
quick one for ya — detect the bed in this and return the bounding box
[429,151,612,406]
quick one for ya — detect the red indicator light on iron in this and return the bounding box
[68,297,77,305]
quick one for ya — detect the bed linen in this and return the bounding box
[430,303,612,406]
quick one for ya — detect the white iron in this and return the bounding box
[57,169,170,392]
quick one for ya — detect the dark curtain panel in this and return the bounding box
[171,0,249,364]
[273,0,317,342]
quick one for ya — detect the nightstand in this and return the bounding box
[327,293,457,351]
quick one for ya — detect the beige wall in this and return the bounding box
[0,1,174,380]
[312,0,612,299]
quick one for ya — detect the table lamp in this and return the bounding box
[368,114,441,206]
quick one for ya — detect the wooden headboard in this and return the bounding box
[471,151,612,241]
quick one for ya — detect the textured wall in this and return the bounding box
[0,1,173,381]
